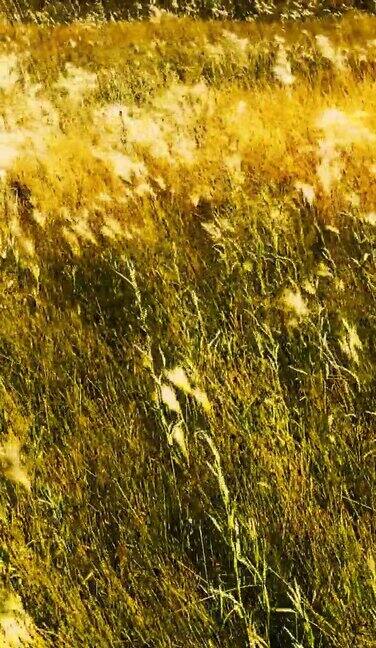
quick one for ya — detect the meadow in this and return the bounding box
[0,7,375,647]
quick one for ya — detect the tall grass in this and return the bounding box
[0,10,375,648]
[2,0,376,22]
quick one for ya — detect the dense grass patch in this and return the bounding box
[0,12,375,648]
[2,0,376,22]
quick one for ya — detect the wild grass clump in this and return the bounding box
[0,11,375,648]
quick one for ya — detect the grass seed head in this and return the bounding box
[160,384,181,413]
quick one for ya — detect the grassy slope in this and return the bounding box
[0,11,375,647]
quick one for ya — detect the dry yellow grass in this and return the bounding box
[0,10,375,648]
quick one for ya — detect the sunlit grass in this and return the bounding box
[0,10,375,648]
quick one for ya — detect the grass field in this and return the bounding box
[0,9,375,647]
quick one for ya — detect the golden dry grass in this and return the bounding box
[0,10,375,648]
